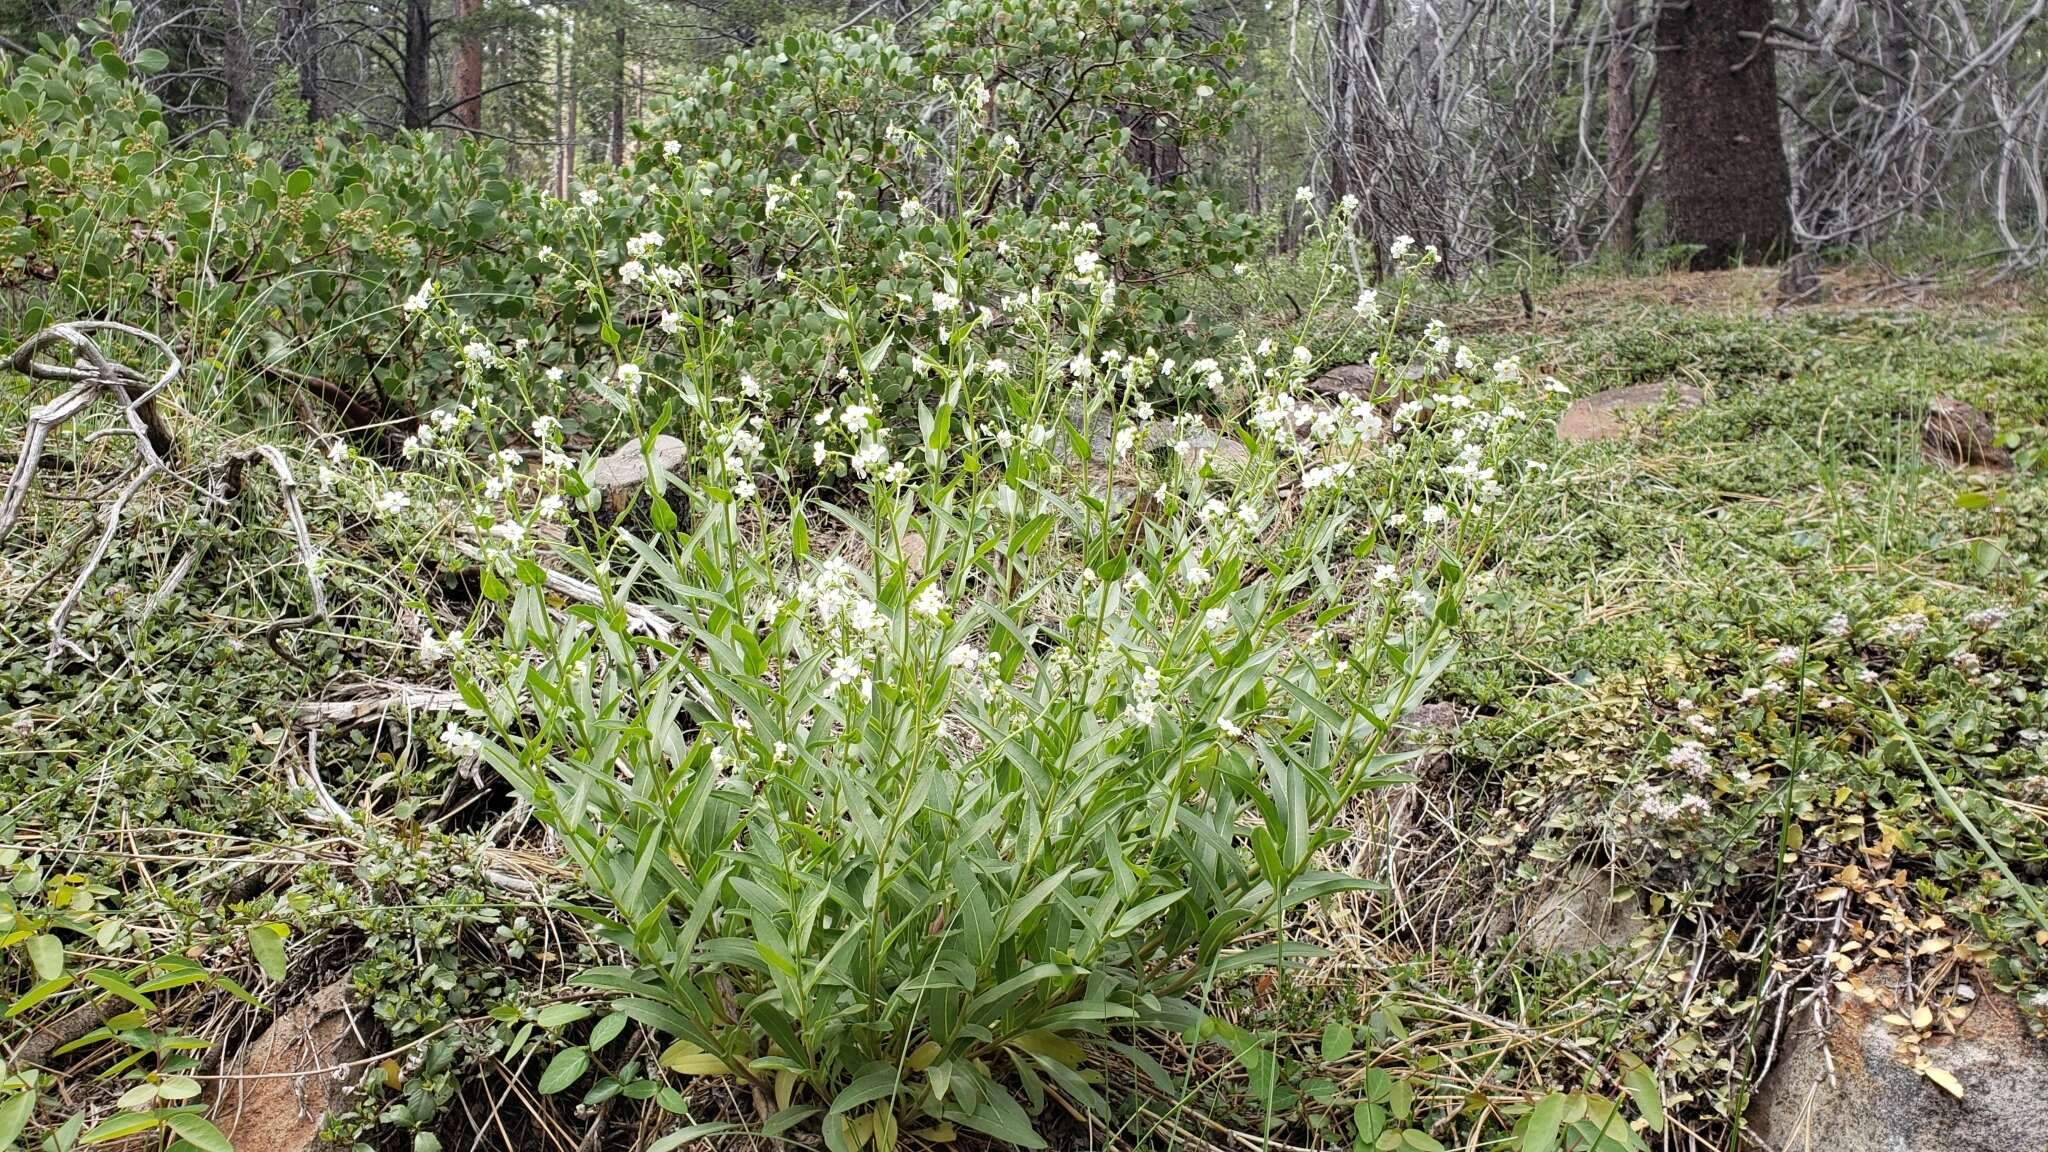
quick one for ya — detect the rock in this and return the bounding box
[1306,361,1429,404]
[213,981,369,1152]
[1748,967,2048,1152]
[1397,701,1461,776]
[1922,396,2012,471]
[1555,381,1704,443]
[1488,864,1646,955]
[589,434,691,513]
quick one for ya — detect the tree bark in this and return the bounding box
[608,20,627,165]
[281,0,322,120]
[403,0,433,130]
[1655,0,1792,269]
[555,8,570,196]
[1603,0,1641,256]
[452,0,483,133]
[223,0,254,128]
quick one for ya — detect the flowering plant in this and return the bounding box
[408,199,1567,1144]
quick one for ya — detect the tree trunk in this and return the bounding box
[281,0,321,120]
[403,0,433,130]
[1656,0,1792,269]
[1603,0,1641,256]
[223,0,254,127]
[566,15,579,184]
[452,0,483,133]
[608,20,627,165]
[555,8,569,196]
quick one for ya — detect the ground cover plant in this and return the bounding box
[2,4,2048,1152]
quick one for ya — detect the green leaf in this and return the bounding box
[1320,1021,1353,1063]
[538,1047,589,1094]
[5,976,72,1019]
[248,924,288,984]
[0,1090,34,1150]
[24,935,62,981]
[80,1111,160,1145]
[1523,1092,1567,1152]
[645,1123,738,1151]
[535,1003,593,1030]
[285,168,314,197]
[1620,1060,1664,1133]
[162,1112,234,1152]
[827,1065,903,1115]
[1399,1130,1444,1152]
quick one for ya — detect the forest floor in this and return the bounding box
[4,266,2046,1150]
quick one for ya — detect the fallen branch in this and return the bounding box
[295,684,472,726]
[447,538,677,642]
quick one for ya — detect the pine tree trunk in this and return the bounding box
[223,0,254,128]
[1655,0,1792,269]
[403,0,433,129]
[608,20,627,165]
[281,0,321,120]
[555,9,569,196]
[1603,0,1641,256]
[453,0,483,133]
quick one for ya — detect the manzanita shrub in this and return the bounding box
[0,6,556,421]
[569,0,1263,425]
[0,0,1263,443]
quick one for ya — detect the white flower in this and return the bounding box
[463,340,495,365]
[659,310,682,334]
[851,439,889,476]
[840,405,874,433]
[1291,345,1312,366]
[662,139,681,156]
[372,488,411,516]
[489,520,527,546]
[1822,613,1851,638]
[618,259,645,285]
[1183,560,1212,588]
[615,363,642,389]
[578,188,600,208]
[402,279,434,315]
[899,197,922,219]
[1068,353,1092,379]
[1966,607,2011,631]
[1114,426,1137,459]
[1074,250,1101,279]
[912,584,946,619]
[439,723,484,757]
[931,289,959,313]
[1665,740,1712,778]
[1389,235,1415,261]
[1372,564,1397,585]
[1294,185,1314,205]
[1353,289,1379,320]
[544,367,565,384]
[419,631,465,665]
[1422,505,1447,525]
